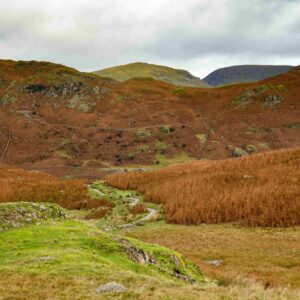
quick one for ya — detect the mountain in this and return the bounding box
[0,59,299,178]
[93,62,209,88]
[203,65,294,86]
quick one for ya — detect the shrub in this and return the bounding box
[135,129,151,139]
[131,203,148,215]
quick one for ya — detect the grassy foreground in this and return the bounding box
[2,219,299,300]
[122,222,300,289]
[0,215,208,299]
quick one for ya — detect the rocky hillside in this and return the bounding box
[0,60,299,178]
[203,65,293,86]
[93,62,209,88]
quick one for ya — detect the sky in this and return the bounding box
[0,0,299,78]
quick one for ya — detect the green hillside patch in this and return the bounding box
[93,62,208,88]
[0,219,206,299]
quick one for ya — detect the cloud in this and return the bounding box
[0,0,299,77]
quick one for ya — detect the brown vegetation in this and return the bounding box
[0,60,299,178]
[84,207,113,220]
[0,164,111,210]
[131,203,148,215]
[106,147,300,227]
[124,223,300,288]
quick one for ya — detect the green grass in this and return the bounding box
[0,219,193,278]
[155,141,168,154]
[55,150,72,159]
[135,129,152,139]
[258,142,270,149]
[139,144,149,153]
[0,218,206,299]
[154,152,195,167]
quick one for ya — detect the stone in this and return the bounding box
[243,174,253,179]
[95,282,127,293]
[171,254,183,268]
[207,260,224,267]
[232,147,248,158]
[37,256,55,262]
[244,144,257,153]
[0,94,17,106]
[116,237,157,265]
[264,94,283,108]
[78,102,91,113]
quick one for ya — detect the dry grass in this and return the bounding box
[84,207,114,220]
[106,148,300,227]
[123,222,300,289]
[131,203,148,215]
[1,271,300,299]
[0,164,111,210]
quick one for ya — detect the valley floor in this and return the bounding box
[122,222,300,288]
[1,182,300,299]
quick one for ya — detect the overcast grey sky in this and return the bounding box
[0,0,299,78]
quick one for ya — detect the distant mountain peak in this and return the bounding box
[93,62,209,88]
[203,65,294,86]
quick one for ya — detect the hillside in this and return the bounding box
[203,65,293,86]
[0,59,299,178]
[106,147,300,227]
[93,62,209,87]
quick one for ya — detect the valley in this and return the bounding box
[0,59,299,299]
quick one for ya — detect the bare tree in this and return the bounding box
[0,124,14,162]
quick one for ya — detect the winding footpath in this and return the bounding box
[89,186,158,229]
[88,185,106,197]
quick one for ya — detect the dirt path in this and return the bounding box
[127,197,140,206]
[88,185,106,197]
[89,186,158,228]
[140,208,157,222]
[119,196,158,228]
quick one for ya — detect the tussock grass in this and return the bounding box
[106,147,300,227]
[0,164,111,210]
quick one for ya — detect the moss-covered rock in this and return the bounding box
[0,202,66,230]
[230,146,248,158]
[245,144,257,153]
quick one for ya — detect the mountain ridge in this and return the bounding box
[203,64,294,86]
[93,62,209,88]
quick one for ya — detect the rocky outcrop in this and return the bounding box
[0,202,66,230]
[116,237,157,265]
[264,94,283,108]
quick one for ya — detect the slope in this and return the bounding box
[203,65,293,86]
[106,147,300,227]
[0,59,299,178]
[93,62,209,87]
